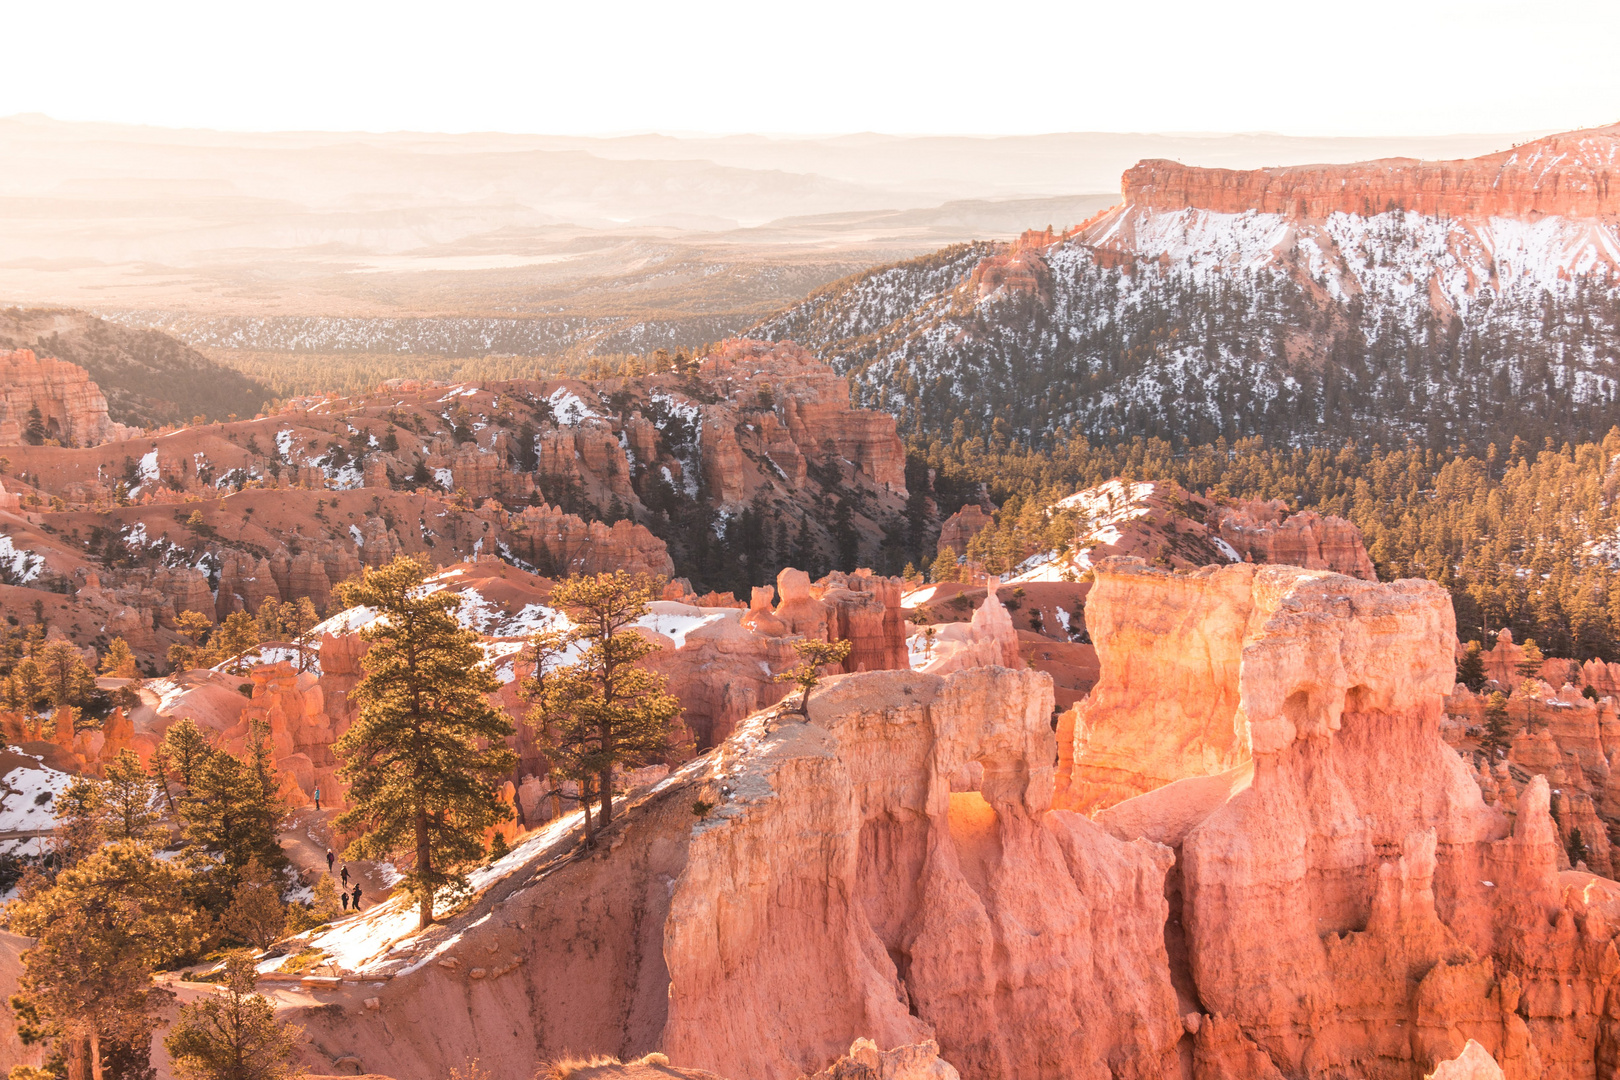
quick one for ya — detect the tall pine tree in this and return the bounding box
[180,722,287,908]
[9,842,203,1080]
[539,572,681,841]
[333,556,516,929]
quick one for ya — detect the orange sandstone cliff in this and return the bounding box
[0,349,136,447]
[1119,126,1620,220]
[252,554,1619,1080]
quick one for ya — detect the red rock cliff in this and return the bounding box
[1120,125,1620,220]
[0,349,136,447]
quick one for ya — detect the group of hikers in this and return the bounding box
[324,848,365,911]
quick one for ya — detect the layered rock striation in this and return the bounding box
[79,546,1620,1080]
[0,349,137,447]
[1120,125,1620,220]
[1079,556,1617,1078]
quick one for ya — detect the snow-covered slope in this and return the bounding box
[754,125,1620,451]
[756,206,1620,452]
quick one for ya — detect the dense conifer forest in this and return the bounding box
[912,429,1620,661]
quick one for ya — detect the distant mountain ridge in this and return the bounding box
[1120,124,1620,220]
[754,125,1620,451]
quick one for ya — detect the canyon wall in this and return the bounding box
[1080,556,1619,1079]
[0,349,136,447]
[1213,500,1377,581]
[1119,125,1620,220]
[1056,562,1258,814]
[284,663,1182,1080]
[162,553,1620,1080]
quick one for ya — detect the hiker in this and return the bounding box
[351,883,362,911]
[341,891,349,911]
[314,786,321,811]
[325,849,334,872]
[341,864,350,887]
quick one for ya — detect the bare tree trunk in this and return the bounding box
[156,768,177,814]
[598,763,613,827]
[581,775,594,846]
[65,1035,86,1080]
[90,1029,102,1080]
[415,807,432,930]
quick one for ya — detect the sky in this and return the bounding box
[3,0,1617,137]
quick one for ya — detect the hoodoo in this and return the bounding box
[236,555,1619,1080]
[0,349,136,447]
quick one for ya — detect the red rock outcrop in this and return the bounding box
[967,228,1071,304]
[1213,499,1377,580]
[1056,561,1260,813]
[937,504,993,557]
[1117,125,1620,220]
[818,570,908,673]
[268,664,1184,1080]
[218,660,345,808]
[914,581,1020,676]
[666,665,1184,1080]
[1442,678,1620,878]
[646,567,910,747]
[1428,1041,1506,1080]
[1004,479,1375,585]
[804,1039,960,1080]
[0,349,137,447]
[507,503,673,578]
[1072,556,1618,1078]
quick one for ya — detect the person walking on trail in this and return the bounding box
[341,865,350,887]
[325,849,335,873]
[341,891,349,911]
[314,787,321,811]
[351,883,362,911]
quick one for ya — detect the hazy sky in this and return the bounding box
[5,0,1616,137]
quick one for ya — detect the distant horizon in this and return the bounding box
[0,111,1570,145]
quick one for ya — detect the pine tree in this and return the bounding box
[1480,691,1512,758]
[159,716,215,790]
[930,547,959,584]
[9,842,202,1080]
[283,597,321,672]
[775,637,854,715]
[1456,641,1486,691]
[833,499,860,570]
[99,638,139,680]
[222,857,287,950]
[1567,827,1591,869]
[287,874,343,934]
[102,748,163,843]
[164,952,303,1080]
[213,611,264,675]
[180,726,287,907]
[254,598,285,641]
[49,775,108,875]
[23,406,45,446]
[169,611,217,673]
[541,572,681,840]
[5,655,49,715]
[310,875,343,922]
[1517,638,1546,681]
[35,642,97,707]
[332,556,516,929]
